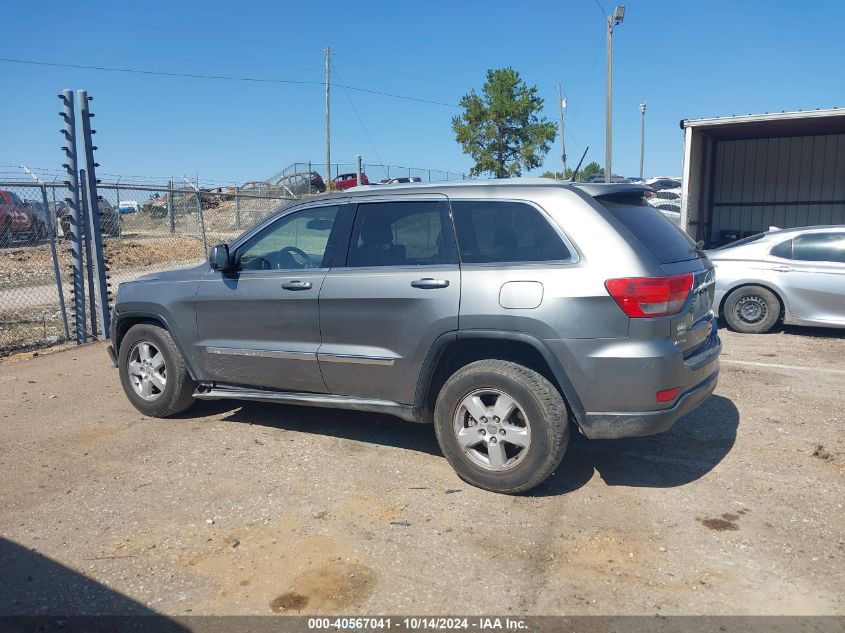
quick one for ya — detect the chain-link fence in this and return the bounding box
[268,162,467,189]
[0,180,293,354]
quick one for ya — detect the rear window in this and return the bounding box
[599,194,699,264]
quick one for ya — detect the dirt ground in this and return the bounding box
[0,327,843,617]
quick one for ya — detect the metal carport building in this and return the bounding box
[680,108,845,246]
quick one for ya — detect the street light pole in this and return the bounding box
[639,100,647,179]
[557,83,567,176]
[325,46,331,190]
[605,5,625,183]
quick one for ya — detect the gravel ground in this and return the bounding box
[0,327,843,616]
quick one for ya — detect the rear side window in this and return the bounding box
[600,194,698,264]
[792,233,845,263]
[450,200,571,264]
[770,239,792,259]
[346,200,456,267]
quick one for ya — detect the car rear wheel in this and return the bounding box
[724,285,780,334]
[434,360,569,494]
[118,324,196,417]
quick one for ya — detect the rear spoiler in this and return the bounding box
[571,183,652,199]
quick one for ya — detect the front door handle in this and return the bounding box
[411,278,450,289]
[281,280,312,291]
[772,266,793,273]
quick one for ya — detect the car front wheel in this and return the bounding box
[434,360,569,494]
[117,323,196,417]
[724,285,780,334]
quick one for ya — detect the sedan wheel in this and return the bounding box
[724,285,780,334]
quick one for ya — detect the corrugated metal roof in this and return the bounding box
[681,107,845,129]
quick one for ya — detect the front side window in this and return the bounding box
[235,205,340,271]
[791,233,845,264]
[346,200,455,267]
[451,200,572,264]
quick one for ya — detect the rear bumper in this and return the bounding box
[579,366,719,439]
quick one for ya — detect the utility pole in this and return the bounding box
[639,100,647,179]
[605,5,625,183]
[557,83,567,176]
[325,47,331,190]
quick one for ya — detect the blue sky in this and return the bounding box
[3,0,844,184]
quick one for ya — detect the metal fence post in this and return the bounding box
[356,155,362,187]
[41,184,70,340]
[167,180,175,234]
[235,187,241,229]
[78,90,110,338]
[59,89,86,344]
[185,178,208,256]
[79,168,97,339]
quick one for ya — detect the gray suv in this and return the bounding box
[108,179,721,493]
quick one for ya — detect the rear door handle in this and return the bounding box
[411,278,450,289]
[281,280,312,291]
[772,266,793,273]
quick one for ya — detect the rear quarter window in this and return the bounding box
[599,193,699,264]
[450,200,572,264]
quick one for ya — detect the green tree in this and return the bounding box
[542,169,574,180]
[452,68,557,178]
[579,161,603,181]
[542,161,602,182]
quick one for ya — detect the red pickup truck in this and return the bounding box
[0,189,46,247]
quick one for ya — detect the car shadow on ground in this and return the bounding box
[0,537,187,628]
[719,321,845,339]
[531,394,740,496]
[185,394,739,497]
[184,399,444,456]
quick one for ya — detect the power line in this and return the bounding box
[0,56,458,107]
[330,59,389,179]
[592,0,608,17]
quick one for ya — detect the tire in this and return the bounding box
[117,323,196,417]
[0,225,12,248]
[723,285,780,334]
[433,360,569,494]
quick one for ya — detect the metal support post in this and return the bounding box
[184,178,208,256]
[77,90,110,338]
[59,89,86,344]
[79,168,97,339]
[167,180,175,234]
[235,187,241,228]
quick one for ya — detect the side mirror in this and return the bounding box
[209,243,231,272]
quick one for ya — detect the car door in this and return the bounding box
[770,231,845,324]
[317,196,460,404]
[194,202,352,391]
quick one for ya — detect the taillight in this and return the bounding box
[605,273,694,318]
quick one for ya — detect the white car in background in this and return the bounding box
[707,226,845,333]
[645,177,682,191]
[646,188,682,226]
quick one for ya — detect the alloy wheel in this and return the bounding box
[127,341,167,401]
[452,388,532,471]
